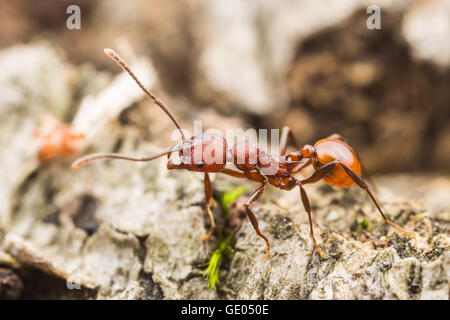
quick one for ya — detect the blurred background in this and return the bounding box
[0,0,449,174]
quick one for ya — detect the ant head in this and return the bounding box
[301,144,316,158]
[167,134,227,172]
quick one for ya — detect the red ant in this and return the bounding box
[73,49,415,259]
[34,115,84,164]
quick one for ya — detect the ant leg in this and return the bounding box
[244,180,271,259]
[280,126,300,156]
[220,168,247,179]
[290,134,340,175]
[326,133,378,193]
[297,183,326,258]
[292,158,312,174]
[339,163,416,236]
[327,133,345,141]
[201,172,217,241]
[300,161,338,185]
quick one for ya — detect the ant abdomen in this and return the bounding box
[314,138,362,188]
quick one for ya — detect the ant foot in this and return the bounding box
[387,220,416,237]
[200,231,213,241]
[264,248,271,260]
[314,245,326,259]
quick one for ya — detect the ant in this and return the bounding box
[73,49,415,259]
[34,115,84,164]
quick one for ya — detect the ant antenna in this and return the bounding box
[72,147,181,168]
[104,48,186,141]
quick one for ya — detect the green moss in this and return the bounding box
[361,219,369,230]
[202,186,247,290]
[202,231,235,290]
[219,185,247,220]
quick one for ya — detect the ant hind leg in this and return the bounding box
[339,163,415,236]
[280,126,300,156]
[326,133,345,141]
[326,133,378,193]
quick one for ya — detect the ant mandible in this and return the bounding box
[73,49,415,259]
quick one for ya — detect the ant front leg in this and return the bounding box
[201,172,217,241]
[244,178,271,259]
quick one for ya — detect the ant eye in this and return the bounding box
[195,162,205,168]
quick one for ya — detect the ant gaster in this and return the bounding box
[73,49,415,259]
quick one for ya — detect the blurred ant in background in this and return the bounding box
[73,49,415,259]
[34,115,84,164]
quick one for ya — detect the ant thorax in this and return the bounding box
[229,140,290,177]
